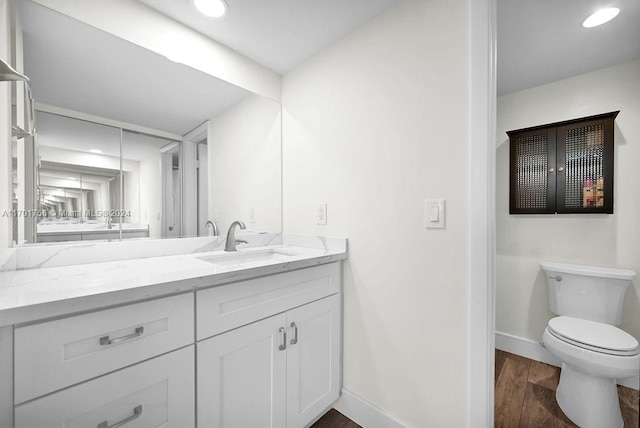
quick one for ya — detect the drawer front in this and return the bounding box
[15,346,195,428]
[14,293,194,403]
[197,263,341,340]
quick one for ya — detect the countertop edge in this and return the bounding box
[0,252,347,327]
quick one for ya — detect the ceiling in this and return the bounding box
[136,0,399,74]
[20,0,640,137]
[137,0,640,95]
[497,0,640,95]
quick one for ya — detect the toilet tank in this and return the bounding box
[540,261,636,325]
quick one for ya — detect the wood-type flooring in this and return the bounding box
[311,408,362,428]
[312,350,639,427]
[495,349,639,428]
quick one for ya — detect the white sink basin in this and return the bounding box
[196,248,299,268]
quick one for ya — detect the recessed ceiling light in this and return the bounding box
[194,0,228,18]
[89,149,103,154]
[582,7,620,28]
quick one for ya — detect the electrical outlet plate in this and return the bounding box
[425,199,445,229]
[316,203,327,225]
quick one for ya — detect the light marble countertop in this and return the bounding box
[0,234,347,327]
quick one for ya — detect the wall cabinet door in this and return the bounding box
[286,294,341,428]
[508,111,617,214]
[197,314,287,428]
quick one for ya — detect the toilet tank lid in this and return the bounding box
[540,261,636,280]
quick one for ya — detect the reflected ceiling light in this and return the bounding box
[582,7,620,28]
[194,0,228,18]
[0,58,30,82]
[89,149,103,154]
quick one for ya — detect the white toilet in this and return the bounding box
[540,261,639,428]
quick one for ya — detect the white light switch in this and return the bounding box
[429,206,439,222]
[425,199,445,229]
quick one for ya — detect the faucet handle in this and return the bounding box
[236,239,248,245]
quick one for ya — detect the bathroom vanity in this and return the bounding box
[0,234,346,428]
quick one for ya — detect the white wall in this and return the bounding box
[496,59,640,343]
[208,94,281,234]
[282,1,472,426]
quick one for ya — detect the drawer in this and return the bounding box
[197,262,340,340]
[14,293,194,403]
[15,346,195,428]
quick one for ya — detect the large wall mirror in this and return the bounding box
[10,0,282,246]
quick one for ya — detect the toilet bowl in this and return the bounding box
[543,317,640,428]
[540,261,639,428]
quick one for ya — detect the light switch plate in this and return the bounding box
[425,199,445,229]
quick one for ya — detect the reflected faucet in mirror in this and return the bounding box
[205,220,218,236]
[224,221,247,252]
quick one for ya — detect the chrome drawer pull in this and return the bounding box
[290,322,298,345]
[97,404,142,428]
[99,327,144,346]
[279,327,287,351]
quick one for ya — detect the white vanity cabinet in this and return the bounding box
[197,263,342,428]
[1,258,344,428]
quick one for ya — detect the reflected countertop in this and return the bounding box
[0,234,347,327]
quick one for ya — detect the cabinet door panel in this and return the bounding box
[198,314,287,428]
[509,127,557,214]
[556,117,614,213]
[14,346,195,428]
[286,295,341,428]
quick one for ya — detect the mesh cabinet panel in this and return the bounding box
[514,134,549,210]
[563,125,605,208]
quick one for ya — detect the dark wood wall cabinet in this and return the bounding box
[508,111,619,214]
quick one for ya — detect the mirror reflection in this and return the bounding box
[34,112,181,242]
[11,0,282,245]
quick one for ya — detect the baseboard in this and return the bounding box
[496,331,640,390]
[332,388,406,428]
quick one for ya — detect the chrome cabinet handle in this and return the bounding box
[97,405,142,428]
[290,322,298,345]
[99,327,144,346]
[557,166,565,172]
[279,327,287,350]
[548,167,555,173]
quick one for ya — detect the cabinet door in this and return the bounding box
[556,116,614,213]
[286,295,341,428]
[509,127,557,214]
[14,346,195,428]
[198,314,287,428]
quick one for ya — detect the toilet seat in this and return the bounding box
[548,316,640,357]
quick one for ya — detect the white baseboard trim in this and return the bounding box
[496,331,639,390]
[333,388,406,428]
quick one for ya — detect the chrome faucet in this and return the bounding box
[204,219,218,236]
[225,220,247,252]
[107,217,113,230]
